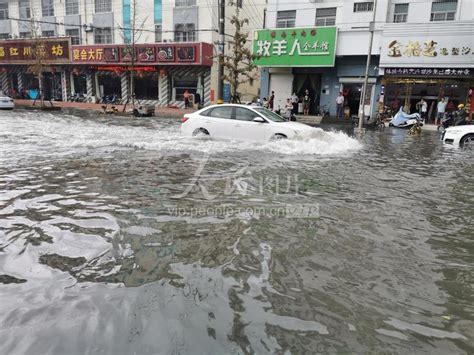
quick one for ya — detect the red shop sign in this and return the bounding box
[0,39,71,63]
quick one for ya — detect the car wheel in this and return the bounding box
[192,128,209,137]
[460,134,474,150]
[272,133,287,140]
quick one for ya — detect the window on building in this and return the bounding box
[66,29,81,44]
[431,0,457,21]
[94,27,112,43]
[0,2,8,20]
[95,0,112,13]
[19,0,31,19]
[175,0,196,6]
[42,0,54,16]
[393,3,409,22]
[315,8,337,26]
[174,23,195,42]
[353,2,374,12]
[0,33,9,40]
[276,10,296,28]
[20,31,31,38]
[65,0,79,15]
[155,24,162,42]
[42,30,55,37]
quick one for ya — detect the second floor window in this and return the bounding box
[393,3,409,22]
[95,27,112,43]
[315,8,336,26]
[66,29,81,45]
[0,2,8,21]
[175,0,196,6]
[42,0,54,17]
[42,30,55,37]
[95,0,112,13]
[431,0,457,21]
[19,0,31,19]
[66,0,80,15]
[353,2,374,12]
[174,23,195,42]
[276,10,296,28]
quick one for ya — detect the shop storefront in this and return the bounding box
[255,27,381,117]
[254,27,338,115]
[379,23,474,121]
[0,39,213,108]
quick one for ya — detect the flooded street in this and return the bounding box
[0,110,473,354]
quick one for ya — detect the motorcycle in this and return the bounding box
[389,108,423,129]
[439,110,469,132]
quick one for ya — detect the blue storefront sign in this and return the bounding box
[223,84,231,103]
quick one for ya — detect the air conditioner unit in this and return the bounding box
[84,23,94,32]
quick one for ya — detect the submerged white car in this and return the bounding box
[0,94,14,109]
[181,104,314,142]
[442,124,474,149]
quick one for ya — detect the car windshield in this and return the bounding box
[253,107,287,122]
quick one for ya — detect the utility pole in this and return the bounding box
[217,0,225,104]
[356,0,377,133]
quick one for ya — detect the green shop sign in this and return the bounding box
[252,27,337,67]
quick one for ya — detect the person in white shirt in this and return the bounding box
[291,93,299,115]
[336,92,344,119]
[416,98,428,120]
[435,97,447,126]
[285,98,293,120]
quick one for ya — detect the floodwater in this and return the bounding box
[0,110,473,354]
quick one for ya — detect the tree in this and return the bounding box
[119,0,147,112]
[220,7,258,103]
[28,4,49,108]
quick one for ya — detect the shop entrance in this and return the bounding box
[134,74,159,100]
[42,72,62,101]
[98,75,121,99]
[172,76,198,103]
[384,79,471,122]
[293,73,321,115]
[342,83,362,116]
[73,74,87,95]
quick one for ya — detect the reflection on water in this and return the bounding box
[0,110,473,354]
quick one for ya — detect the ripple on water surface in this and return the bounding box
[0,110,473,354]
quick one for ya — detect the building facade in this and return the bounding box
[256,0,474,118]
[0,0,264,106]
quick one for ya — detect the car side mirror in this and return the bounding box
[253,116,266,123]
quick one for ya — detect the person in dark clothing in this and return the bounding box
[269,91,275,110]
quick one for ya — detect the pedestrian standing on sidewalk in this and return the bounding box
[285,99,293,120]
[336,92,345,119]
[303,90,310,116]
[435,97,446,126]
[416,98,428,120]
[269,91,275,110]
[183,90,190,108]
[291,92,299,115]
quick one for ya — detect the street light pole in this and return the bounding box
[217,0,225,104]
[356,0,377,133]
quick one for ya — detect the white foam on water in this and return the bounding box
[1,111,362,163]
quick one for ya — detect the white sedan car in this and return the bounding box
[442,124,474,149]
[0,94,14,109]
[181,104,314,142]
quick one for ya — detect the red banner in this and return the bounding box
[71,43,213,66]
[0,39,71,63]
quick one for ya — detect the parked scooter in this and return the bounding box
[389,107,423,129]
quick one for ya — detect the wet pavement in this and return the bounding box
[0,109,473,354]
